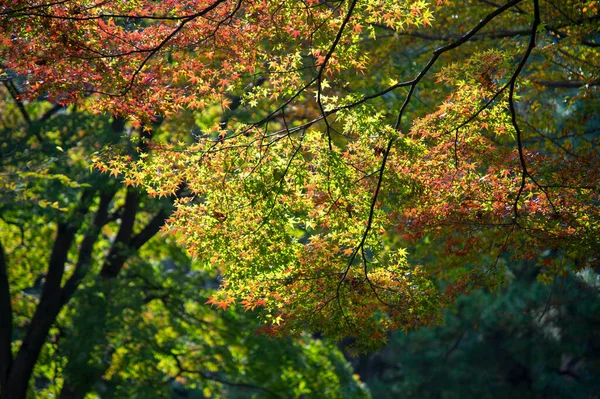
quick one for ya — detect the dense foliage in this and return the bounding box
[1,0,599,398]
[0,102,369,398]
[362,265,600,398]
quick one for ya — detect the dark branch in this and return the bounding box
[509,0,541,218]
[443,331,466,362]
[40,104,65,122]
[120,0,230,96]
[7,189,94,399]
[61,190,117,304]
[129,208,168,251]
[345,0,528,274]
[2,81,32,126]
[534,79,600,88]
[171,353,282,399]
[100,188,139,279]
[391,28,531,42]
[315,0,358,151]
[0,0,71,17]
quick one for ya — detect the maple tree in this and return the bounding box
[1,0,599,396]
[0,100,369,399]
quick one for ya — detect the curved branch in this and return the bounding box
[7,188,95,399]
[508,0,542,218]
[342,0,527,286]
[316,0,359,150]
[60,189,117,304]
[100,188,139,279]
[2,81,32,127]
[171,353,282,399]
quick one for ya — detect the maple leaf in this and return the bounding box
[254,299,267,309]
[216,300,230,311]
[4,0,597,357]
[205,297,217,306]
[342,248,354,256]
[240,299,252,310]
[123,177,136,187]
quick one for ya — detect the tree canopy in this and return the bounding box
[1,0,599,396]
[0,102,370,399]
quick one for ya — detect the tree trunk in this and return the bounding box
[0,241,13,398]
[1,222,79,399]
[58,203,169,399]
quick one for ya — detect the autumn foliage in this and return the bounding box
[2,0,599,351]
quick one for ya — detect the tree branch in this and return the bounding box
[534,79,600,88]
[390,28,531,42]
[60,190,117,304]
[509,0,541,218]
[100,188,139,279]
[39,104,65,122]
[129,208,168,251]
[7,189,94,399]
[443,331,466,362]
[120,0,230,96]
[2,81,31,127]
[315,0,359,151]
[341,0,528,287]
[171,353,282,399]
